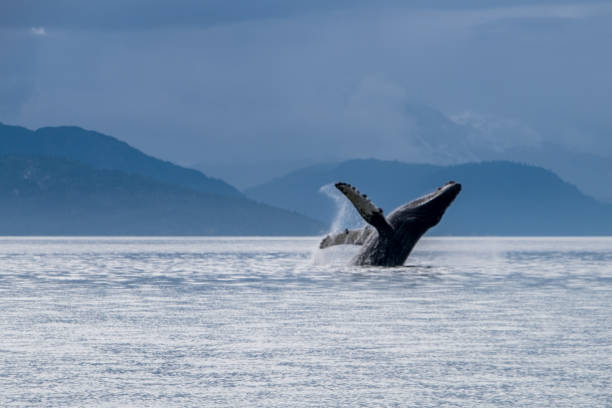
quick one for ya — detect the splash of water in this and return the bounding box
[309,184,365,264]
[319,183,365,233]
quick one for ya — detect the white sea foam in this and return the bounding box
[319,183,365,233]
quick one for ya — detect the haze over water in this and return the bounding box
[1,237,611,407]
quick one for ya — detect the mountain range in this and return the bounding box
[0,123,323,235]
[194,104,612,205]
[246,159,612,236]
[2,121,610,236]
[0,122,239,196]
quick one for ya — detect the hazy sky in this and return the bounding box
[2,0,612,172]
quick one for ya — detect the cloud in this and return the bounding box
[450,111,543,153]
[30,26,46,36]
[1,1,610,30]
[2,0,611,168]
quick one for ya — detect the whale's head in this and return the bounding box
[388,181,462,230]
[423,181,462,217]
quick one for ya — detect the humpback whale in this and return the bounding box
[320,181,461,266]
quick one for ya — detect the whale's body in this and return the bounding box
[320,181,461,266]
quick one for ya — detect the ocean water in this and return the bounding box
[0,237,610,407]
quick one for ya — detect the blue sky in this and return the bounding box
[2,0,611,180]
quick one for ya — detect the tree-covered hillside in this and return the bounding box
[0,156,323,235]
[0,122,239,196]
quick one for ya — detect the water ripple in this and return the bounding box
[0,237,611,407]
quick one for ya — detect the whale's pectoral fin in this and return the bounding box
[335,182,393,237]
[319,227,374,249]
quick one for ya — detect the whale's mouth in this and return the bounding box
[443,180,459,189]
[444,180,461,193]
[437,181,462,205]
[418,181,461,208]
[400,181,461,226]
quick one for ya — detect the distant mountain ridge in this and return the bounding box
[246,159,612,235]
[187,103,612,204]
[0,122,324,235]
[0,122,240,196]
[0,155,324,235]
[3,120,609,235]
[488,143,612,204]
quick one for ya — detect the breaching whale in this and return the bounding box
[320,181,461,266]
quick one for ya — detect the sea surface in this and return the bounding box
[0,237,610,407]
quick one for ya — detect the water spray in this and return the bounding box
[319,183,364,233]
[308,184,365,265]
